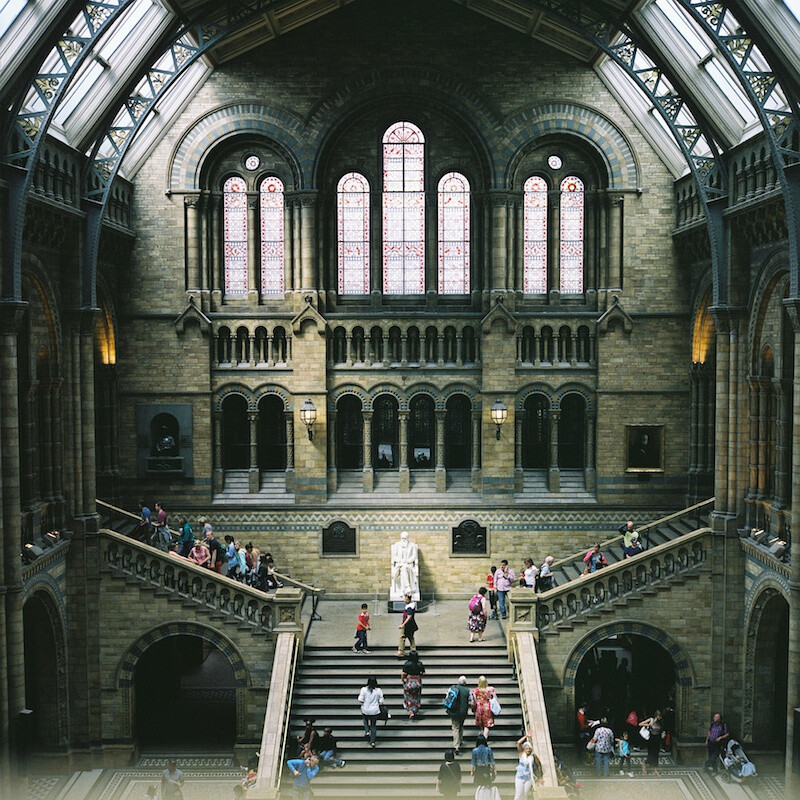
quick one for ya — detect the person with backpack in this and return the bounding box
[436,750,462,798]
[468,587,489,643]
[443,675,471,755]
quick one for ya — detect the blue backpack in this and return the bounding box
[443,685,459,712]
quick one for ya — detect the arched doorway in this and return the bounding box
[134,634,236,747]
[522,394,549,468]
[445,394,471,469]
[409,394,435,469]
[749,590,789,748]
[373,395,399,470]
[558,393,585,469]
[222,394,249,469]
[23,593,65,750]
[573,631,678,736]
[336,395,363,470]
[257,395,286,470]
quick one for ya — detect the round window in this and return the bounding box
[245,155,260,171]
[547,154,563,170]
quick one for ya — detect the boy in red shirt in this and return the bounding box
[352,603,371,653]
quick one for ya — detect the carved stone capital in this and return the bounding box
[709,305,745,334]
[782,297,800,333]
[0,300,29,334]
[184,193,201,209]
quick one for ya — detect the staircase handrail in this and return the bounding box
[97,498,141,522]
[532,527,712,631]
[100,529,285,632]
[547,496,714,572]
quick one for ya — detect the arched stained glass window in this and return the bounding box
[524,176,548,294]
[337,172,370,295]
[437,172,470,295]
[560,175,584,294]
[223,176,248,296]
[382,121,425,295]
[260,176,284,296]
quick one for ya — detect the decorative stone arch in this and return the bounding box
[406,384,441,409]
[252,385,292,410]
[21,586,69,747]
[742,579,790,741]
[690,281,715,365]
[440,383,479,412]
[516,383,553,410]
[501,102,640,190]
[553,383,594,408]
[306,66,500,188]
[21,255,62,373]
[329,385,369,411]
[115,621,250,740]
[369,383,406,410]
[563,619,696,736]
[214,385,256,413]
[168,103,306,192]
[748,249,790,374]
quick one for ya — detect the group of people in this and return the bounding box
[135,501,282,590]
[485,557,557,620]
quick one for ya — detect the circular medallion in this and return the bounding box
[547,155,563,170]
[245,155,260,171]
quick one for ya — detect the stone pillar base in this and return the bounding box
[399,467,410,493]
[435,467,446,493]
[515,467,524,493]
[213,468,224,493]
[362,468,373,493]
[285,468,295,494]
[248,468,260,493]
[472,467,482,493]
[548,467,560,493]
[584,467,596,493]
[327,468,337,494]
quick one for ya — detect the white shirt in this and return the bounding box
[358,686,384,715]
[523,565,538,586]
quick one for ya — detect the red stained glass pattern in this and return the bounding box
[382,121,425,295]
[337,172,370,295]
[524,176,548,294]
[437,172,470,294]
[223,176,248,296]
[260,176,284,296]
[560,176,584,294]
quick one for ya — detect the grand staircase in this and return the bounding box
[285,644,524,798]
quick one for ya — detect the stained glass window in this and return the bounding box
[524,176,548,294]
[560,176,584,294]
[382,121,425,295]
[260,176,284,296]
[337,172,370,295]
[223,176,248,296]
[437,172,470,295]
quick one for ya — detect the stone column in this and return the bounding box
[362,410,373,493]
[514,414,524,494]
[300,193,317,296]
[584,406,596,493]
[435,409,446,493]
[775,379,790,509]
[248,411,259,493]
[199,192,210,309]
[210,196,222,307]
[50,379,65,522]
[0,302,27,794]
[79,310,98,516]
[490,193,508,297]
[710,308,732,518]
[213,409,224,493]
[472,410,482,493]
[548,407,561,493]
[745,377,760,529]
[607,194,623,296]
[247,194,259,302]
[327,409,337,494]
[398,410,410,493]
[184,194,202,295]
[285,411,295,494]
[757,379,769,511]
[39,383,53,501]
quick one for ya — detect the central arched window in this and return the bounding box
[337,172,370,295]
[382,121,425,295]
[560,176,584,293]
[260,176,284,296]
[223,176,248,296]
[524,176,548,294]
[437,171,470,294]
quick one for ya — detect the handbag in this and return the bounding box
[639,726,651,741]
[489,694,501,716]
[377,703,391,722]
[586,738,596,751]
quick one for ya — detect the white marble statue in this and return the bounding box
[390,530,419,602]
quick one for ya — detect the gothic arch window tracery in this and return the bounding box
[337,172,370,295]
[223,176,248,297]
[524,176,548,294]
[560,175,585,294]
[259,176,284,296]
[437,171,470,295]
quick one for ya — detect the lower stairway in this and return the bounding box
[286,644,523,798]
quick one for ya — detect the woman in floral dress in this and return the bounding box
[472,675,495,738]
[401,651,426,719]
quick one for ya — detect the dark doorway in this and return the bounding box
[558,393,585,469]
[373,395,399,470]
[409,394,435,469]
[23,595,61,750]
[336,395,363,470]
[522,394,549,468]
[753,593,789,749]
[134,635,235,747]
[257,395,286,470]
[445,394,472,469]
[222,394,249,469]
[576,633,677,736]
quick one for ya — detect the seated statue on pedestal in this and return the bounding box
[390,531,419,602]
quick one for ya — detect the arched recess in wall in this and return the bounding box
[94,289,120,494]
[115,621,249,741]
[563,620,695,737]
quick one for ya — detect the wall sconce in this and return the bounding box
[300,398,317,441]
[490,398,508,440]
[41,531,61,549]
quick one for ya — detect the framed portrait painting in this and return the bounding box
[626,424,664,472]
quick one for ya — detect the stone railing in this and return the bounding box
[21,539,70,582]
[515,527,712,633]
[100,529,301,634]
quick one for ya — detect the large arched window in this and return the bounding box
[560,176,584,293]
[382,121,425,295]
[337,172,370,295]
[437,171,470,295]
[523,176,548,294]
[223,176,248,296]
[260,176,284,296]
